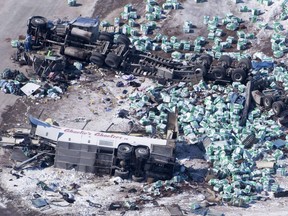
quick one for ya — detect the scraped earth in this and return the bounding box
[1,0,288,215]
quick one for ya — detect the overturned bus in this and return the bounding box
[29,115,177,181]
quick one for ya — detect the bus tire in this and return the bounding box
[117,143,132,159]
[135,147,149,159]
[114,169,129,179]
[132,175,144,182]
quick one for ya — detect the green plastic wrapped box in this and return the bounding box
[162,2,173,10]
[212,45,222,52]
[128,19,136,27]
[251,9,260,16]
[122,24,131,35]
[157,123,166,131]
[161,35,169,43]
[226,22,239,31]
[140,116,150,126]
[237,42,246,50]
[147,21,157,30]
[100,20,110,27]
[145,125,154,134]
[170,36,178,43]
[11,40,19,48]
[68,0,77,6]
[237,31,246,38]
[154,114,162,123]
[145,4,154,13]
[183,43,191,51]
[215,29,223,37]
[220,42,231,49]
[172,2,180,9]
[121,12,129,20]
[208,24,217,31]
[263,0,272,6]
[171,51,183,59]
[124,3,132,13]
[208,32,215,40]
[240,5,250,12]
[193,45,201,53]
[226,36,235,44]
[273,50,284,58]
[153,5,162,13]
[145,13,155,21]
[280,12,287,20]
[129,11,138,19]
[203,16,210,25]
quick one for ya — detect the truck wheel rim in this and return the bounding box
[137,148,147,154]
[234,73,242,81]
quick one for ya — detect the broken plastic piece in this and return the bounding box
[86,200,102,208]
[31,197,48,208]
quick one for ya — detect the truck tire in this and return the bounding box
[272,101,285,116]
[117,143,133,159]
[105,52,121,68]
[90,52,105,67]
[219,55,232,67]
[135,147,150,159]
[99,32,113,42]
[212,66,225,80]
[114,169,129,179]
[30,16,47,28]
[116,34,131,47]
[232,68,246,83]
[263,96,274,109]
[195,64,207,76]
[199,54,213,66]
[238,58,252,70]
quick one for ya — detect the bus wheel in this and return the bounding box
[135,147,149,159]
[132,174,144,182]
[117,143,132,159]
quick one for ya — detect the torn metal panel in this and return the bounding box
[165,204,184,216]
[20,82,41,96]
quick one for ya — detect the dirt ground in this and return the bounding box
[1,0,288,215]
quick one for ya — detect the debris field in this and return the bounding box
[1,0,288,215]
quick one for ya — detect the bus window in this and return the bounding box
[99,140,113,147]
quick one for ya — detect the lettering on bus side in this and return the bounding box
[94,132,128,140]
[63,129,129,140]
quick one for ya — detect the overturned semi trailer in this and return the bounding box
[29,116,177,181]
[25,16,252,84]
